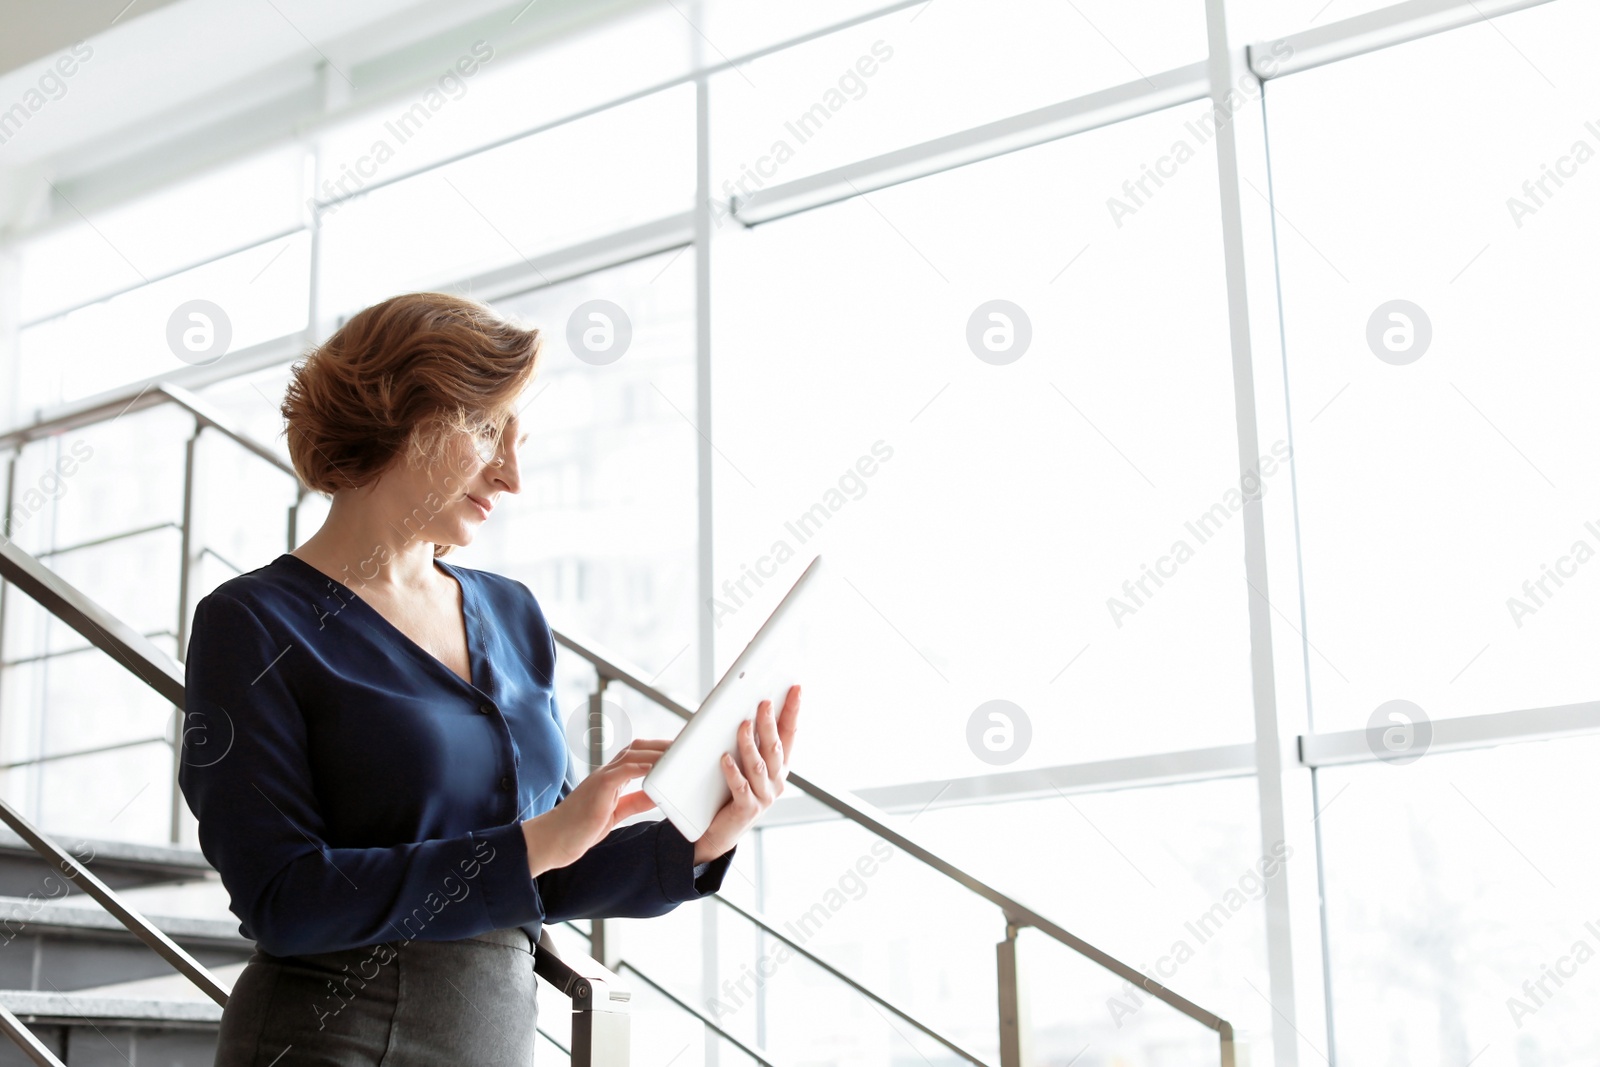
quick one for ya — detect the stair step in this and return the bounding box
[0,990,222,1027]
[0,990,221,1067]
[0,895,250,994]
[0,831,213,899]
[0,896,246,948]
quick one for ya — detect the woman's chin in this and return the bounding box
[435,524,476,550]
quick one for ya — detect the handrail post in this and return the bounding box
[997,919,1031,1067]
[587,673,616,970]
[535,926,630,1067]
[173,422,203,845]
[571,975,631,1067]
[176,423,201,663]
[0,450,17,757]
[1220,1021,1241,1066]
[587,674,610,774]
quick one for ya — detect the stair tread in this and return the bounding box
[0,988,224,1023]
[63,960,246,1002]
[0,895,248,944]
[0,830,212,873]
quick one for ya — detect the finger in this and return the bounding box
[761,706,786,794]
[600,760,657,784]
[614,789,658,822]
[737,718,772,804]
[776,684,801,761]
[719,750,757,814]
[754,699,782,771]
[605,739,670,766]
[601,738,671,765]
[607,750,663,769]
[766,702,788,787]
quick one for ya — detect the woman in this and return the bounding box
[178,292,800,1066]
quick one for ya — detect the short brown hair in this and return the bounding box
[281,291,540,529]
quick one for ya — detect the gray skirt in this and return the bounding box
[214,927,540,1066]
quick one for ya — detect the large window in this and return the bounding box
[317,86,695,324]
[1,0,1596,1061]
[487,251,702,704]
[710,0,1206,192]
[18,232,311,410]
[1265,2,1600,1061]
[1320,735,1600,1064]
[1268,0,1600,734]
[713,103,1252,788]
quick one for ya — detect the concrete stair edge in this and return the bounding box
[0,894,247,946]
[0,829,212,875]
[0,989,223,1026]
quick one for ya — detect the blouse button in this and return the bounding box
[478,703,494,716]
[500,776,514,792]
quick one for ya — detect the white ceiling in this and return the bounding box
[0,0,187,72]
[0,0,645,224]
[0,0,907,234]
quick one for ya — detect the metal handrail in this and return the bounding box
[198,546,246,575]
[0,373,308,839]
[614,961,777,1067]
[2,628,175,670]
[0,794,229,1006]
[0,1002,66,1067]
[0,736,171,771]
[709,894,989,1067]
[556,631,1237,1056]
[153,383,298,478]
[31,521,181,560]
[0,382,182,453]
[0,538,185,707]
[0,380,297,481]
[534,925,631,1065]
[0,538,633,1065]
[1,383,1237,1061]
[0,540,236,1008]
[566,885,988,1067]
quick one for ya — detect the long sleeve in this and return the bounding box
[179,592,544,957]
[532,719,737,923]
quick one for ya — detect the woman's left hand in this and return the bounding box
[693,684,801,865]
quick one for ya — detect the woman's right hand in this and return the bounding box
[520,740,667,878]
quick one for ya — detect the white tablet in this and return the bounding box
[644,555,824,841]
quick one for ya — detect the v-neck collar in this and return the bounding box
[275,552,485,697]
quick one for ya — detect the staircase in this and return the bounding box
[0,382,1240,1066]
[0,836,237,1065]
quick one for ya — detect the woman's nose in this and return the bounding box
[490,449,521,494]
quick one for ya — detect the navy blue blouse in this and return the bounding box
[177,552,733,958]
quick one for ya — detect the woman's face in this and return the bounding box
[381,411,528,551]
